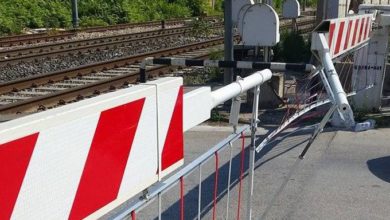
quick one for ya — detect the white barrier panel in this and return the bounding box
[0,78,184,219]
[313,14,373,59]
[183,87,212,132]
[145,78,184,179]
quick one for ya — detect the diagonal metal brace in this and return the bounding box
[299,104,338,159]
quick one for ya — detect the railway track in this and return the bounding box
[0,16,220,47]
[0,25,222,66]
[0,38,224,116]
[0,16,316,118]
[0,26,198,60]
[0,16,315,66]
[0,9,316,48]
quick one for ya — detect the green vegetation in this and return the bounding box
[273,0,318,12]
[207,49,224,82]
[210,109,223,121]
[272,30,312,63]
[0,0,223,35]
[0,0,71,34]
[298,0,318,8]
[208,49,224,60]
[182,49,223,85]
[190,18,213,38]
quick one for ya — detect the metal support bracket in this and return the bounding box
[229,77,244,131]
[229,96,242,132]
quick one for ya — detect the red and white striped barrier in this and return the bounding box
[147,78,184,179]
[310,15,375,127]
[0,78,183,219]
[314,14,373,59]
[0,66,273,218]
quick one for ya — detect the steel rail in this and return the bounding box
[0,38,224,94]
[0,25,200,59]
[0,12,315,47]
[0,33,76,48]
[0,17,315,65]
[0,26,220,66]
[0,40,223,114]
[0,16,221,47]
[80,16,220,32]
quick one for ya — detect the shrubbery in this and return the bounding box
[272,30,312,63]
[0,0,71,34]
[121,0,191,23]
[0,0,222,35]
[273,0,318,13]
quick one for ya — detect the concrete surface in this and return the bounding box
[255,128,390,220]
[109,125,390,220]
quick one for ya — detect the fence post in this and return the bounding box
[246,85,260,219]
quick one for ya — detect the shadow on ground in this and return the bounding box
[367,156,390,183]
[153,128,314,219]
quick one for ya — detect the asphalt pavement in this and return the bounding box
[110,125,390,220]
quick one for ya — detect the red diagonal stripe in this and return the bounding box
[334,21,345,55]
[161,86,184,171]
[0,133,39,220]
[69,98,145,219]
[328,23,336,52]
[367,19,372,39]
[364,17,371,40]
[343,20,353,50]
[352,19,360,46]
[358,18,366,43]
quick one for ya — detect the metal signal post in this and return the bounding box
[71,0,79,29]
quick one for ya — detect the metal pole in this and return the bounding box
[316,0,325,24]
[246,85,260,220]
[224,0,234,84]
[317,34,351,114]
[292,18,298,32]
[211,70,272,108]
[323,0,327,20]
[198,164,202,220]
[264,47,270,62]
[71,0,79,29]
[158,193,162,220]
[299,105,337,159]
[226,142,233,219]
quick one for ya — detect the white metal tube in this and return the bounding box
[318,34,350,112]
[211,69,272,108]
[246,85,260,220]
